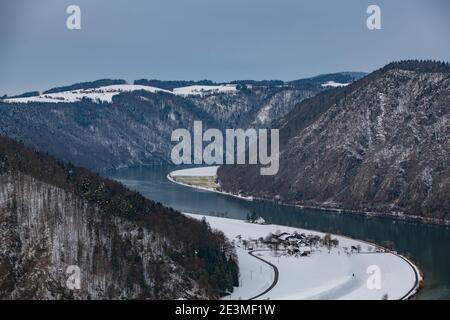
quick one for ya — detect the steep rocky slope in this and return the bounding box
[182,85,317,128]
[0,135,238,299]
[218,61,450,224]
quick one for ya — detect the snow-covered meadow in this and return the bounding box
[185,213,421,300]
[3,84,172,104]
[170,166,219,177]
[4,84,238,104]
[173,84,237,96]
[168,166,254,201]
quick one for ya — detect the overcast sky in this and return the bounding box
[1,0,449,95]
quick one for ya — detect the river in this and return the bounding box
[107,165,450,300]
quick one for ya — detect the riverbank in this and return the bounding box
[167,167,254,201]
[185,213,422,300]
[108,165,450,299]
[168,166,449,227]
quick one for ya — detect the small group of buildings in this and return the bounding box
[268,232,313,256]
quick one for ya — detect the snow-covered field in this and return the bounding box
[4,84,238,104]
[173,84,237,96]
[170,166,219,177]
[168,166,254,201]
[185,213,421,300]
[3,84,172,103]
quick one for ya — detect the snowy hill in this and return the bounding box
[4,84,240,104]
[173,84,238,96]
[4,84,172,103]
[0,71,364,171]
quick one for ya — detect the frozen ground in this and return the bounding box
[3,84,172,103]
[168,167,254,201]
[4,84,238,104]
[185,213,421,300]
[170,166,219,177]
[173,84,237,96]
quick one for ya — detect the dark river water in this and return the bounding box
[107,165,450,300]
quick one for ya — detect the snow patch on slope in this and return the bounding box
[173,85,237,96]
[321,81,350,88]
[4,84,239,104]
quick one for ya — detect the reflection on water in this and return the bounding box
[107,165,450,300]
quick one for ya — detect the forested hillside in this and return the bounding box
[0,135,238,299]
[0,73,363,172]
[218,61,450,224]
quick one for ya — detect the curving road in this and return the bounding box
[395,253,420,300]
[247,250,419,300]
[247,250,279,300]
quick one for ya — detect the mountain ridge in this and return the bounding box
[217,60,450,224]
[1,72,366,99]
[0,72,364,172]
[0,134,238,299]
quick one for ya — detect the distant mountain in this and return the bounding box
[134,73,366,91]
[134,79,215,90]
[4,84,172,104]
[288,72,366,88]
[0,91,217,171]
[0,72,363,171]
[43,79,127,94]
[218,60,450,224]
[8,91,40,99]
[230,80,285,87]
[0,134,238,299]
